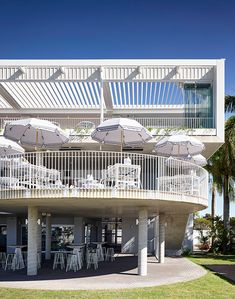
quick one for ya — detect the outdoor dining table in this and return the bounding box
[8,245,27,270]
[67,244,86,250]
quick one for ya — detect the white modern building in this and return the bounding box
[0,59,224,276]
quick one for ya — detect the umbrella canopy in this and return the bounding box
[91,118,152,148]
[154,134,205,157]
[166,154,207,169]
[4,118,69,148]
[0,136,25,157]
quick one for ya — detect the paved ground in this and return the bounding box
[207,265,235,284]
[0,255,206,290]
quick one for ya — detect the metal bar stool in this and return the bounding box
[106,248,115,262]
[87,250,98,270]
[4,253,15,271]
[66,253,79,272]
[53,252,65,270]
[0,252,6,269]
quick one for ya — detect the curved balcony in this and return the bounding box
[0,151,208,207]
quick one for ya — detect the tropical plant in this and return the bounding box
[206,116,235,231]
[225,95,235,113]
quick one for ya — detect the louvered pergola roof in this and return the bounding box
[0,59,221,115]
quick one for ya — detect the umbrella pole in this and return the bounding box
[36,129,39,150]
[121,130,123,152]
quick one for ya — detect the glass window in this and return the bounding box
[184,83,214,128]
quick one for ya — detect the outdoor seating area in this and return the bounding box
[0,150,207,201]
[0,243,115,274]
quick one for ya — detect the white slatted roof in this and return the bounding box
[1,82,101,109]
[0,94,12,109]
[0,59,221,113]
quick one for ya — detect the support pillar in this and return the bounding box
[74,217,85,244]
[27,206,38,276]
[97,220,103,242]
[6,217,17,253]
[45,214,51,260]
[154,215,159,259]
[159,214,165,263]
[138,209,148,276]
[90,225,97,242]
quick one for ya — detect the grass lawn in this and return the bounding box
[0,255,234,299]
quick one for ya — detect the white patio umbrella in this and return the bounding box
[4,118,69,149]
[0,136,25,157]
[154,134,205,157]
[165,154,207,168]
[91,118,152,150]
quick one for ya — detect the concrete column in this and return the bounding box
[182,213,193,252]
[97,221,103,242]
[138,209,148,276]
[74,217,85,244]
[6,217,17,253]
[154,215,159,259]
[45,214,51,260]
[27,206,38,276]
[90,225,97,242]
[159,214,165,263]
[37,213,42,253]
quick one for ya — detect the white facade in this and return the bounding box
[0,59,225,276]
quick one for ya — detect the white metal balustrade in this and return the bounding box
[0,151,208,203]
[0,116,215,136]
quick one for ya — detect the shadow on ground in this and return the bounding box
[205,264,235,285]
[0,256,140,281]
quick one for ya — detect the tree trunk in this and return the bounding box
[223,175,230,253]
[223,175,230,228]
[211,185,216,219]
[211,184,216,250]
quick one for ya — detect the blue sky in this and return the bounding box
[0,0,234,94]
[0,0,235,216]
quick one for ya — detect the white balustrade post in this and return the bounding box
[138,208,148,276]
[159,214,166,264]
[45,214,52,260]
[27,206,38,276]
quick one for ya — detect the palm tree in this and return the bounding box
[205,159,222,219]
[207,116,235,228]
[225,95,235,113]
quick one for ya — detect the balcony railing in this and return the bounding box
[0,116,215,137]
[0,151,208,204]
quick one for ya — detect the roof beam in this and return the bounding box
[103,82,113,112]
[0,83,21,109]
[0,64,214,82]
[0,108,102,116]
